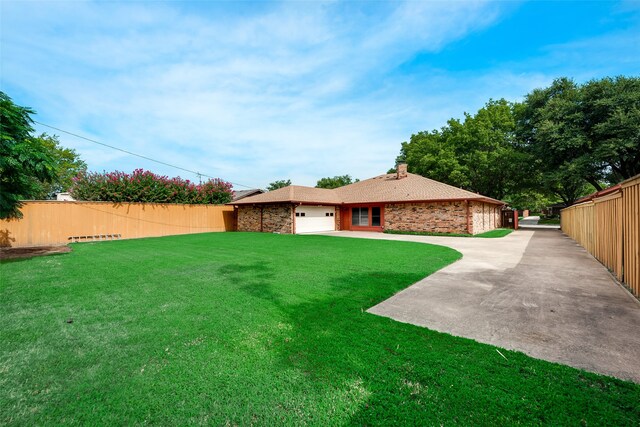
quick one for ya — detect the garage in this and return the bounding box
[295,206,335,233]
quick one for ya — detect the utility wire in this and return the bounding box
[33,120,255,189]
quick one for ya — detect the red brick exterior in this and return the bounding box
[237,204,293,233]
[385,202,468,234]
[237,201,501,235]
[470,202,502,234]
[237,206,261,232]
[263,205,293,233]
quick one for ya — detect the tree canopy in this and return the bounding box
[28,133,87,199]
[398,76,640,207]
[0,92,55,218]
[401,99,531,200]
[267,179,291,191]
[515,76,640,204]
[581,76,640,181]
[316,175,358,189]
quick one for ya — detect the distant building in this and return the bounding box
[56,192,75,201]
[544,203,566,217]
[232,189,264,202]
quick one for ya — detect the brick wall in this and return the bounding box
[470,202,501,234]
[262,204,293,233]
[384,202,468,234]
[237,204,294,233]
[237,206,261,232]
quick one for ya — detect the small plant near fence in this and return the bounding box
[70,169,234,204]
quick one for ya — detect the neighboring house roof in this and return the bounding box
[233,185,342,205]
[572,184,622,205]
[232,189,265,201]
[232,172,504,206]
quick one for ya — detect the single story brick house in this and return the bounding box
[231,164,504,234]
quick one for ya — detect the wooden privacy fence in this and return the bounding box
[561,174,640,298]
[0,201,236,248]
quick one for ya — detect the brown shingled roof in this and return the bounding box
[232,185,341,205]
[336,173,503,204]
[232,173,504,206]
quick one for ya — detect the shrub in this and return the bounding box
[70,169,234,204]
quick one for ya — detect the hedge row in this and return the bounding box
[70,169,234,204]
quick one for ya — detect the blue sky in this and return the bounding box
[2,1,639,190]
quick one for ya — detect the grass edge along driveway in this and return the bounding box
[1,232,639,425]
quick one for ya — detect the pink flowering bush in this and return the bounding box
[70,169,234,204]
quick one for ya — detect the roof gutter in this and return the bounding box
[341,197,506,206]
[232,197,506,207]
[232,200,341,206]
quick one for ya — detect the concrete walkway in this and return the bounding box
[313,229,640,383]
[518,215,541,226]
[519,215,561,229]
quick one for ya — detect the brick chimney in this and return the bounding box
[396,162,408,180]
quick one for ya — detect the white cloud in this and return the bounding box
[2,0,638,189]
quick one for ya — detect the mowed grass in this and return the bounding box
[384,228,513,238]
[538,217,561,225]
[1,233,638,425]
[474,228,513,238]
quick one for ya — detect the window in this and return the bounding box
[325,212,334,217]
[351,207,369,226]
[371,207,381,226]
[350,206,382,227]
[295,212,305,217]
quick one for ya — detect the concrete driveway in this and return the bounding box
[519,215,561,230]
[313,229,640,383]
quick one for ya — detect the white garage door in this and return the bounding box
[295,206,335,233]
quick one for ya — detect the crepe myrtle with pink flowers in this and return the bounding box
[70,169,234,204]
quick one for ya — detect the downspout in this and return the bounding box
[466,200,472,234]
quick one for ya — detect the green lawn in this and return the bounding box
[1,233,638,425]
[384,228,513,238]
[538,217,561,225]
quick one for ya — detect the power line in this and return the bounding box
[33,120,255,189]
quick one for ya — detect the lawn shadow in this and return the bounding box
[232,268,450,421]
[217,261,283,303]
[239,266,638,424]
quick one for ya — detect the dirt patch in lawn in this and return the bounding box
[0,245,72,260]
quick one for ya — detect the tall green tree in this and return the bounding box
[29,134,87,199]
[448,99,533,200]
[400,99,532,200]
[516,77,605,200]
[0,92,55,218]
[400,130,469,189]
[267,179,291,191]
[516,76,640,204]
[581,76,640,181]
[316,175,358,189]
